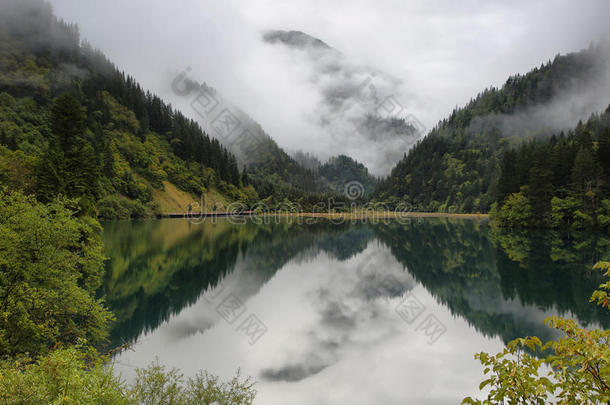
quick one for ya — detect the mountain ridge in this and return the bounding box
[374,40,610,214]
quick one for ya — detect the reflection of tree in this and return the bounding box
[492,228,610,328]
[100,220,247,347]
[101,217,610,350]
[100,219,373,347]
[371,220,610,344]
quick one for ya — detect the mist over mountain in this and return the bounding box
[463,41,610,141]
[375,40,610,214]
[261,29,423,176]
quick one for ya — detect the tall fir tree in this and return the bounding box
[37,94,100,208]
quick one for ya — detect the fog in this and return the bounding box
[465,42,610,142]
[41,0,610,174]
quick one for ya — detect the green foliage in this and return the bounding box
[0,190,112,357]
[0,343,128,405]
[463,261,610,404]
[96,195,151,220]
[0,345,257,405]
[463,337,553,405]
[493,192,533,228]
[549,196,579,228]
[317,154,377,197]
[0,187,257,404]
[0,2,254,218]
[37,94,101,213]
[130,361,256,405]
[0,145,35,194]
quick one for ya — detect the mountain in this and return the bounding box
[291,151,377,197]
[168,68,359,208]
[317,155,377,197]
[261,29,424,176]
[262,30,332,50]
[0,0,255,217]
[374,41,610,213]
[0,0,359,215]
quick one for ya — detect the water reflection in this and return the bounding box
[101,218,610,404]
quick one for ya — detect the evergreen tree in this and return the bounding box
[241,166,248,186]
[527,155,553,226]
[597,127,610,192]
[496,149,519,204]
[37,94,100,207]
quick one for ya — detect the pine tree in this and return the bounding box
[37,94,100,205]
[241,166,248,186]
[0,126,7,146]
[496,149,519,203]
[527,152,553,226]
[597,127,610,192]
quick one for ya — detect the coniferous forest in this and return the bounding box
[493,107,610,229]
[374,42,610,230]
[0,0,252,218]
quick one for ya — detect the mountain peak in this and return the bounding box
[262,29,332,50]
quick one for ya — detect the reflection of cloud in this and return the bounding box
[166,321,214,341]
[318,298,357,330]
[352,248,415,300]
[261,362,328,382]
[259,246,417,384]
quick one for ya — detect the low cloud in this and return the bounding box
[46,0,610,175]
[465,42,610,140]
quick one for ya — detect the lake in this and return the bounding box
[100,217,610,404]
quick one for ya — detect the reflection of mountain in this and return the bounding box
[101,218,610,349]
[371,220,610,343]
[100,219,374,347]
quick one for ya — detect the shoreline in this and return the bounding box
[156,212,490,220]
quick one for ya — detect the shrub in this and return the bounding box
[97,195,131,219]
[0,190,112,357]
[463,261,610,404]
[0,347,257,405]
[96,195,151,219]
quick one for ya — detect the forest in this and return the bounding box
[0,0,354,219]
[374,41,610,221]
[3,0,610,226]
[493,106,610,229]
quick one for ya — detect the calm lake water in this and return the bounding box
[100,218,610,404]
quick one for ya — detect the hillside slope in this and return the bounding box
[0,0,256,217]
[374,41,610,213]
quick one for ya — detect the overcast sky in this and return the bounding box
[48,0,610,169]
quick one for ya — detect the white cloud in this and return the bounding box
[48,0,610,174]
